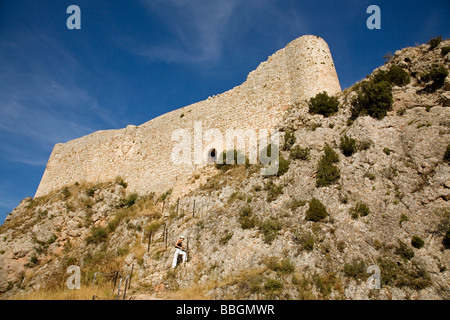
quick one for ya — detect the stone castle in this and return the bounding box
[35,35,341,199]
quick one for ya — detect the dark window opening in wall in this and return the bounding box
[208,148,217,163]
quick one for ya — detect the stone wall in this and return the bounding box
[35,35,341,199]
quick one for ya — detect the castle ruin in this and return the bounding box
[35,35,341,199]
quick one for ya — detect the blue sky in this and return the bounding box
[0,0,449,223]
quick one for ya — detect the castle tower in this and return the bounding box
[285,35,341,104]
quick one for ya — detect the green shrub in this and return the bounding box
[216,149,247,171]
[86,187,96,197]
[264,180,284,202]
[121,193,138,207]
[344,260,368,280]
[276,156,290,177]
[441,46,450,56]
[420,64,449,92]
[295,232,315,251]
[428,35,443,50]
[86,226,108,244]
[444,229,450,249]
[239,206,257,229]
[259,218,282,244]
[160,189,172,201]
[62,187,71,199]
[383,147,391,155]
[351,80,393,120]
[373,65,411,87]
[266,257,296,275]
[264,279,283,292]
[340,135,357,157]
[411,236,425,249]
[305,198,328,222]
[115,176,128,188]
[290,146,310,160]
[316,144,340,187]
[308,91,339,117]
[323,144,339,163]
[395,241,414,260]
[350,202,370,219]
[444,145,450,163]
[377,257,431,290]
[282,130,296,151]
[397,107,406,116]
[219,231,234,245]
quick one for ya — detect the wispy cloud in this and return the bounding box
[135,0,241,63]
[133,0,309,64]
[0,29,122,167]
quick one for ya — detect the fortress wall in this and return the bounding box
[35,35,341,199]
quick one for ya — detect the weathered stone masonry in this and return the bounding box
[35,35,341,199]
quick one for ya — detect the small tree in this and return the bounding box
[282,130,296,151]
[308,91,339,117]
[290,146,310,160]
[351,80,393,120]
[305,198,328,222]
[316,144,340,187]
[421,64,449,92]
[444,144,450,163]
[411,236,425,249]
[428,35,443,50]
[340,135,357,157]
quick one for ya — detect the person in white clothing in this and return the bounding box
[172,235,187,268]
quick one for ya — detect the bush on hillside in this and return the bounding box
[216,149,247,171]
[428,36,443,50]
[290,146,310,160]
[420,64,449,92]
[444,144,450,163]
[351,80,393,120]
[308,91,339,117]
[340,135,357,157]
[373,65,411,87]
[316,144,340,187]
[305,198,328,222]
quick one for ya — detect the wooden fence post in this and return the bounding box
[147,232,152,252]
[128,264,134,290]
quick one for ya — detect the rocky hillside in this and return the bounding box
[1,38,450,300]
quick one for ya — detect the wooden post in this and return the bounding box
[92,272,97,287]
[162,200,165,213]
[186,238,189,263]
[176,198,179,215]
[162,224,166,242]
[193,200,196,218]
[113,271,118,291]
[147,232,152,252]
[128,264,134,290]
[123,277,129,300]
[92,295,96,300]
[165,226,168,249]
[116,278,122,300]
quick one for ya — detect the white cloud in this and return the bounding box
[0,30,121,167]
[137,0,240,63]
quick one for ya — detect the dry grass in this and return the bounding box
[9,285,114,300]
[161,268,268,300]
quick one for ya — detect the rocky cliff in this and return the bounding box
[1,38,449,300]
